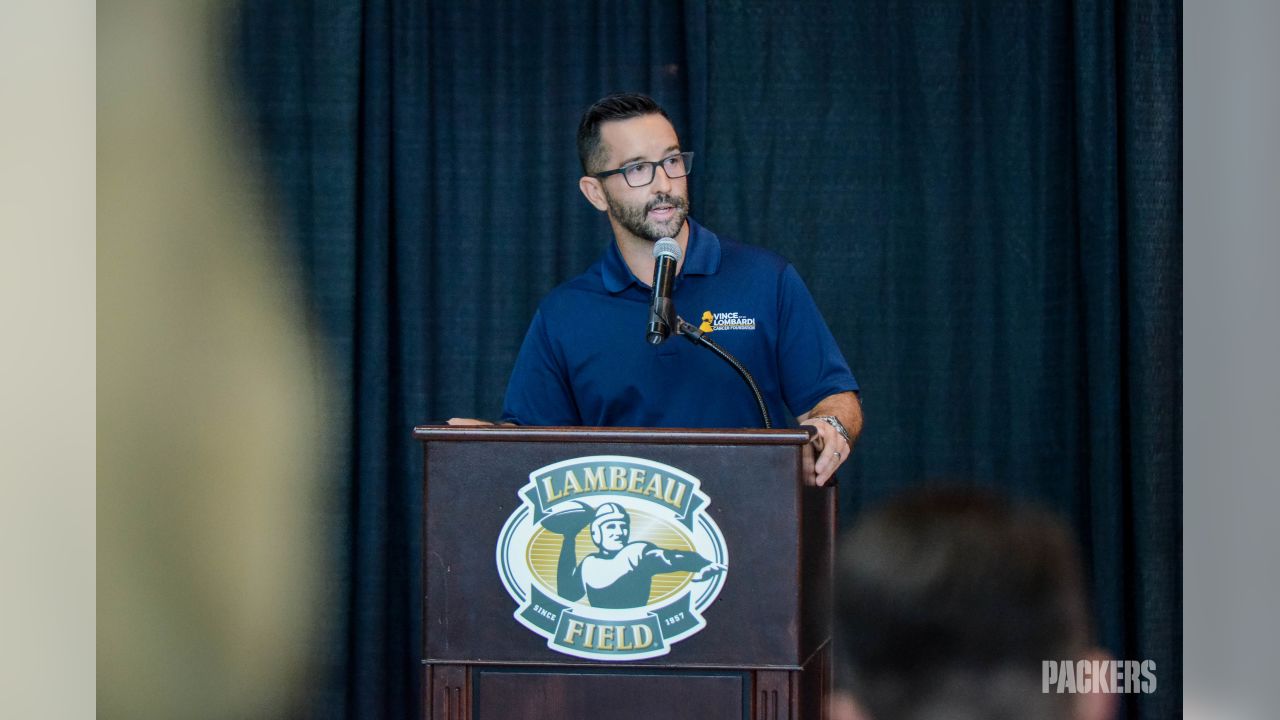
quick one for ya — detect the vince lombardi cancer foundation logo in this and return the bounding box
[1043,659,1157,694]
[698,310,756,333]
[496,456,729,661]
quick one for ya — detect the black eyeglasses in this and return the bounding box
[593,152,695,188]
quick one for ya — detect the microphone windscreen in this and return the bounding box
[653,237,682,262]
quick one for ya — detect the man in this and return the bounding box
[549,501,725,609]
[454,92,862,486]
[831,487,1116,720]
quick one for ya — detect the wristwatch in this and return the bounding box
[812,415,851,448]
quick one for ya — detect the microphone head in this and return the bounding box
[653,237,682,262]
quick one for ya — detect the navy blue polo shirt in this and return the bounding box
[501,219,858,428]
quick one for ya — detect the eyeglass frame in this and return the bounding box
[592,151,695,188]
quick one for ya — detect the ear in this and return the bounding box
[579,176,610,212]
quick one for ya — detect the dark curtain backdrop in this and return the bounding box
[232,2,1180,718]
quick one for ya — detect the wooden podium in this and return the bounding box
[414,426,834,720]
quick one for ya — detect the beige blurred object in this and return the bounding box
[99,2,332,719]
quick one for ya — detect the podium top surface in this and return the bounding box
[413,425,814,446]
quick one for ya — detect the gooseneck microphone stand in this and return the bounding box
[674,316,772,429]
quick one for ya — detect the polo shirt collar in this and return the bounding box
[600,218,723,294]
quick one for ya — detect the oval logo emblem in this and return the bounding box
[496,455,728,661]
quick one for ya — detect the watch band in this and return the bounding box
[812,415,851,448]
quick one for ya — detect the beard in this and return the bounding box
[604,189,690,242]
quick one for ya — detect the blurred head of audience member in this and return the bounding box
[831,487,1115,720]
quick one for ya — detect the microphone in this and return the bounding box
[646,237,682,345]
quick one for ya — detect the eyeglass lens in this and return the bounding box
[622,153,693,187]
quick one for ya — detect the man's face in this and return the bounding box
[595,114,690,242]
[597,519,630,552]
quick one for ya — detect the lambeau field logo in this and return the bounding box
[496,455,728,661]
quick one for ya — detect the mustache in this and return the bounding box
[646,194,689,212]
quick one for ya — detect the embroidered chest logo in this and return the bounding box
[496,456,729,661]
[698,310,757,333]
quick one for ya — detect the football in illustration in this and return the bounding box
[540,499,594,535]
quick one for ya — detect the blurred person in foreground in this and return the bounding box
[831,487,1115,720]
[100,3,333,718]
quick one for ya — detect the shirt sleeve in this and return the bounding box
[776,264,860,416]
[501,309,582,425]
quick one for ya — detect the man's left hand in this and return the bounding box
[797,391,863,487]
[801,417,850,487]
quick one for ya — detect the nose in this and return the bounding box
[651,164,672,194]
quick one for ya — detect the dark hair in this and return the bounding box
[834,487,1093,720]
[576,92,673,175]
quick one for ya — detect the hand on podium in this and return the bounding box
[797,391,863,487]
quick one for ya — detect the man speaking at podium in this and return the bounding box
[453,93,862,486]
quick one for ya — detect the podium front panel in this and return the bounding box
[421,429,821,669]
